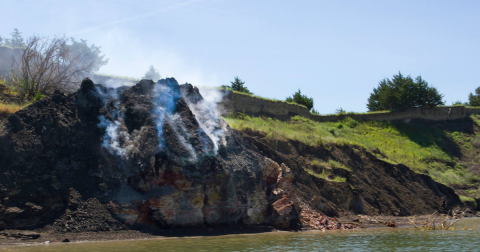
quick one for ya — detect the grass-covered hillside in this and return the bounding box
[225,114,480,202]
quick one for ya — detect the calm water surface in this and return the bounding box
[1,218,479,252]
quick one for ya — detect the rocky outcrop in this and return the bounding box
[0,78,307,231]
[0,78,463,234]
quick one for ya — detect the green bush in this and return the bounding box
[336,108,346,115]
[31,92,44,102]
[452,100,467,106]
[230,76,252,95]
[285,89,314,111]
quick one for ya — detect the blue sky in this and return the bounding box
[1,0,479,113]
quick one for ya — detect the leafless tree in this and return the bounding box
[9,35,96,97]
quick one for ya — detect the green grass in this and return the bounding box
[304,167,347,182]
[0,103,25,116]
[470,114,480,127]
[311,158,350,171]
[224,115,480,187]
[459,195,477,208]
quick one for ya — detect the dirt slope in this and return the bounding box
[242,130,461,217]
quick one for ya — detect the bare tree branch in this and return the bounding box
[9,35,100,98]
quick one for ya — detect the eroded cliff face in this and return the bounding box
[0,78,463,233]
[0,78,307,231]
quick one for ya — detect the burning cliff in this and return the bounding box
[0,78,308,231]
[0,78,462,234]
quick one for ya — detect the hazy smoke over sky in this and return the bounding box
[91,28,220,88]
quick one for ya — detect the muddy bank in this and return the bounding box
[0,225,275,246]
[2,215,479,246]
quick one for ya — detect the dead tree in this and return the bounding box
[10,35,95,97]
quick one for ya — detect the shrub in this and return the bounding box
[5,34,108,98]
[342,117,358,128]
[31,92,44,102]
[286,89,314,111]
[143,65,161,81]
[452,100,467,106]
[336,107,346,115]
[229,76,252,95]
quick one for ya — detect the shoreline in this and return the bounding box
[2,215,478,247]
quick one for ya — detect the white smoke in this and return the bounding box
[89,28,220,87]
[98,115,126,156]
[103,78,135,89]
[96,81,227,160]
[98,114,148,158]
[96,87,133,158]
[188,88,227,153]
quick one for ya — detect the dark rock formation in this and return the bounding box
[0,78,462,233]
[0,78,300,231]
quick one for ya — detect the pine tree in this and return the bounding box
[230,76,252,94]
[7,28,24,48]
[367,72,444,111]
[286,89,314,110]
[468,87,480,106]
[143,65,161,81]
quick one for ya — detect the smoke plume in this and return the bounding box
[96,79,226,163]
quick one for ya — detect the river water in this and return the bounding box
[1,218,479,252]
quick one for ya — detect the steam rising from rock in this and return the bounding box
[184,88,227,154]
[98,115,124,156]
[96,78,225,161]
[152,79,181,150]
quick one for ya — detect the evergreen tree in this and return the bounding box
[468,87,480,106]
[143,65,161,81]
[367,72,444,111]
[230,76,252,94]
[7,28,24,47]
[0,35,3,46]
[286,89,314,111]
[68,38,109,76]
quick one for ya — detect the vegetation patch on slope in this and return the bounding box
[0,103,25,117]
[0,81,29,119]
[224,114,480,195]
